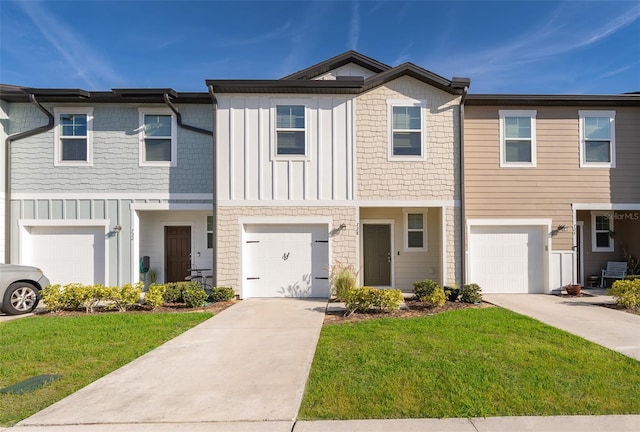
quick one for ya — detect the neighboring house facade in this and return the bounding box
[208,52,468,298]
[1,87,213,287]
[463,95,640,293]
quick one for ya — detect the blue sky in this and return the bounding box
[1,0,639,94]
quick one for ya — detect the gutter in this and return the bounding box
[163,93,213,136]
[4,93,54,263]
[207,85,218,288]
[459,86,469,285]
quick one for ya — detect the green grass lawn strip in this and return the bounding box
[0,312,212,426]
[299,307,640,419]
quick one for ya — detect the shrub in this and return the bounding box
[145,284,166,309]
[163,282,186,303]
[329,263,358,301]
[113,283,143,311]
[370,288,404,312]
[460,283,483,304]
[59,283,84,311]
[344,286,375,313]
[183,286,208,308]
[343,286,404,313]
[210,286,235,302]
[609,279,640,310]
[413,279,446,307]
[41,284,65,312]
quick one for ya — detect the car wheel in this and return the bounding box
[3,282,40,315]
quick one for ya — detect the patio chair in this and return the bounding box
[600,261,627,288]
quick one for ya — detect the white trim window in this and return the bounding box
[388,100,426,160]
[404,209,427,251]
[591,211,614,252]
[54,107,93,166]
[139,109,177,167]
[275,104,306,156]
[499,110,536,167]
[207,215,214,249]
[579,110,615,168]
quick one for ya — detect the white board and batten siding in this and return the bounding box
[216,95,355,202]
[468,222,549,294]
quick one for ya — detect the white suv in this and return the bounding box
[0,264,51,315]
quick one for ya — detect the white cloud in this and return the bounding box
[349,1,360,50]
[17,2,125,89]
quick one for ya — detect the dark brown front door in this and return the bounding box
[363,224,391,286]
[165,226,191,282]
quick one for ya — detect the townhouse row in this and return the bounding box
[1,51,638,296]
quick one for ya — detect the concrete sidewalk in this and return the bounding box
[12,298,327,431]
[483,293,640,361]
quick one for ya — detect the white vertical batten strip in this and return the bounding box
[244,102,249,200]
[317,102,322,200]
[229,103,235,200]
[332,98,337,200]
[258,101,263,201]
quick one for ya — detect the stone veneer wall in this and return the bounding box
[356,76,461,201]
[217,206,358,292]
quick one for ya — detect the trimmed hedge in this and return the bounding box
[344,286,403,314]
[41,283,143,313]
[460,283,483,304]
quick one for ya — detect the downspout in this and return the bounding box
[459,86,469,285]
[163,94,213,136]
[4,93,54,263]
[207,85,218,288]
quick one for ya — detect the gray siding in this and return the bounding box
[9,103,213,194]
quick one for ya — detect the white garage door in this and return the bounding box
[469,225,545,294]
[243,224,329,298]
[23,226,106,286]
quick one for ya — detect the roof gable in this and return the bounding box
[282,51,390,80]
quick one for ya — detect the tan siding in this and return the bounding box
[464,105,640,251]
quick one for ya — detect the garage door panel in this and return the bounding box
[25,226,105,286]
[243,224,329,298]
[469,225,544,294]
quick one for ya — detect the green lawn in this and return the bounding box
[299,307,640,419]
[0,312,212,426]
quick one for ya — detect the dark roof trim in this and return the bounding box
[0,85,210,103]
[466,94,640,107]
[206,77,365,94]
[281,50,391,80]
[363,63,469,95]
[207,65,469,96]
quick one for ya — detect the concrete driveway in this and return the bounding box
[13,298,328,432]
[483,294,640,361]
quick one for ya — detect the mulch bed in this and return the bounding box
[601,303,640,316]
[323,299,493,324]
[34,299,239,317]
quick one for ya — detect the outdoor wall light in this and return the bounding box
[339,223,346,231]
[113,225,122,233]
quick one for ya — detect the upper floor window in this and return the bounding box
[276,105,306,156]
[139,109,177,167]
[388,100,426,160]
[54,107,93,166]
[499,110,536,167]
[591,211,614,252]
[404,209,427,251]
[579,111,615,168]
